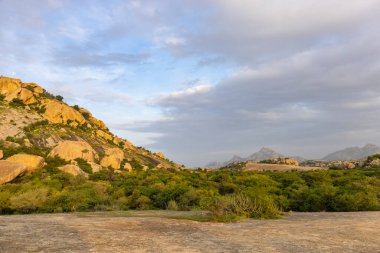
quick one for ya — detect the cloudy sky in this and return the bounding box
[1,0,380,166]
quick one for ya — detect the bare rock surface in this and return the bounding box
[0,211,379,252]
[49,141,98,163]
[42,99,86,125]
[0,160,27,184]
[6,154,44,172]
[100,147,124,169]
[58,164,89,178]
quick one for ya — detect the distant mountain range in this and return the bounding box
[206,144,380,168]
[206,147,297,168]
[322,144,380,161]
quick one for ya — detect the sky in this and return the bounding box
[1,0,380,166]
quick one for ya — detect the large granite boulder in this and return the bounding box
[100,148,124,169]
[6,154,45,172]
[58,164,88,178]
[0,77,21,101]
[0,77,39,104]
[42,99,86,125]
[0,160,27,184]
[49,141,98,163]
[18,88,37,105]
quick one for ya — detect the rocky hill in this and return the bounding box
[0,76,181,184]
[246,147,284,161]
[206,147,302,168]
[322,144,380,161]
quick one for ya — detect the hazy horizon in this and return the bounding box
[1,0,380,166]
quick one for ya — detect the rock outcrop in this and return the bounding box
[155,152,165,159]
[100,148,124,169]
[0,160,27,184]
[42,99,86,125]
[23,82,44,94]
[0,77,22,101]
[58,164,89,178]
[0,150,3,159]
[96,130,113,141]
[78,108,107,129]
[262,157,299,166]
[6,154,45,172]
[49,141,98,163]
[0,77,41,105]
[124,162,133,171]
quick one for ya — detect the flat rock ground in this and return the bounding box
[0,211,379,253]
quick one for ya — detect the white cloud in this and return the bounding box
[161,85,212,99]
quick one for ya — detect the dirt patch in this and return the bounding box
[0,211,379,252]
[0,106,42,140]
[244,162,324,172]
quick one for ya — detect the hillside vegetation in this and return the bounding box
[1,76,380,221]
[1,165,380,221]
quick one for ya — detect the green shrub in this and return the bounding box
[55,95,64,101]
[202,193,281,221]
[9,98,25,107]
[9,188,49,213]
[74,158,93,174]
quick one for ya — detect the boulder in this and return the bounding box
[113,137,134,149]
[0,150,3,159]
[155,152,165,159]
[2,141,20,149]
[0,77,22,101]
[78,107,107,129]
[42,99,86,125]
[58,164,88,178]
[155,163,167,170]
[48,141,98,163]
[18,88,37,105]
[0,160,27,184]
[96,130,113,141]
[88,162,103,173]
[100,148,124,170]
[123,162,133,172]
[370,159,380,167]
[23,138,33,147]
[6,154,45,172]
[22,83,44,94]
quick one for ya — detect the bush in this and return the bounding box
[9,98,25,107]
[74,158,93,174]
[0,163,380,220]
[167,200,178,210]
[202,193,281,221]
[55,95,64,101]
[9,188,49,213]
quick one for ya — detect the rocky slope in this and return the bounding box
[0,76,181,184]
[322,144,380,161]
